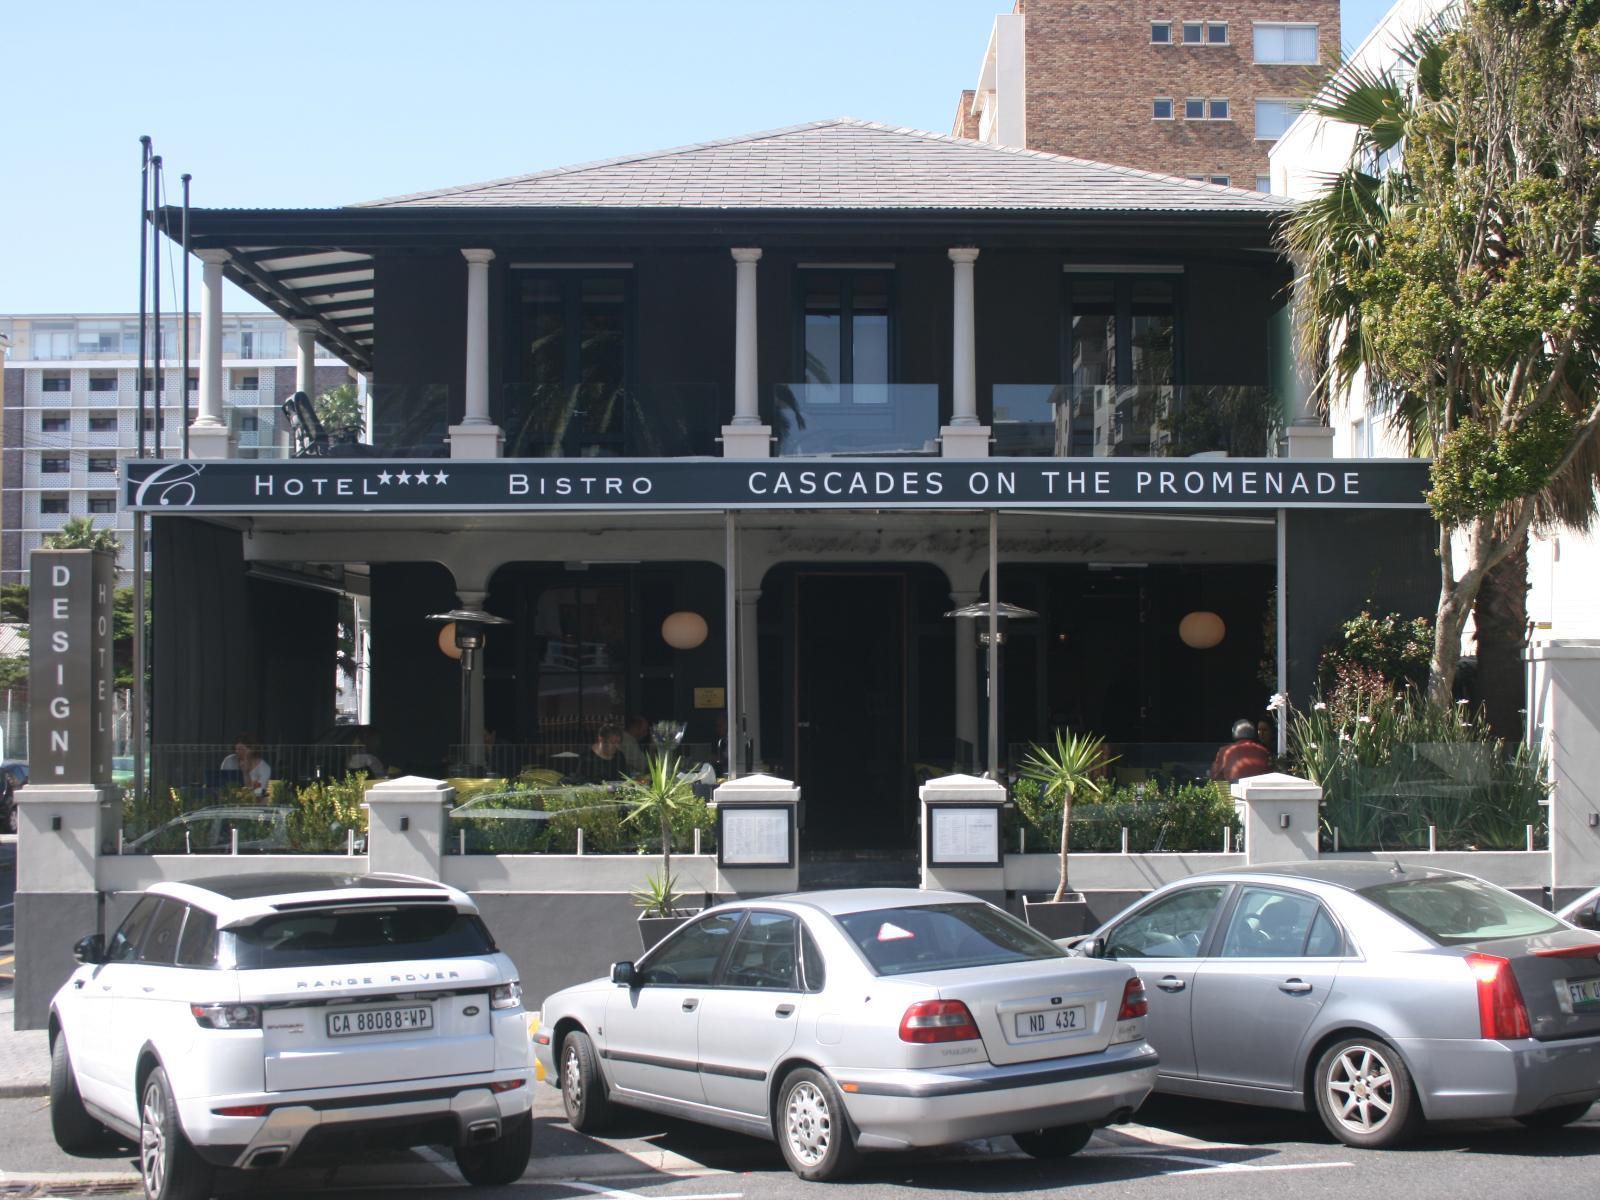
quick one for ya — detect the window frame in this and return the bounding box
[41,415,71,433]
[1206,21,1228,45]
[1214,885,1350,959]
[1103,884,1232,960]
[1151,21,1172,44]
[87,413,118,433]
[1253,21,1320,65]
[1181,21,1204,44]
[635,909,744,987]
[40,497,70,515]
[40,375,71,393]
[793,266,897,391]
[40,456,71,474]
[719,909,804,992]
[1152,97,1175,121]
[87,456,117,474]
[1208,97,1230,121]
[1208,174,1232,187]
[1183,97,1206,120]
[88,496,117,514]
[1254,97,1304,141]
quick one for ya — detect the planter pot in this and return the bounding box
[637,911,700,952]
[1022,894,1092,940]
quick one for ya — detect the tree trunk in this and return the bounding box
[1054,796,1072,903]
[1473,532,1528,741]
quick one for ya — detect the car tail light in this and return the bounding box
[490,981,523,1011]
[190,1003,261,1030]
[899,999,980,1043]
[488,1077,526,1094]
[1117,976,1149,1020]
[1466,953,1531,1040]
[212,1104,269,1117]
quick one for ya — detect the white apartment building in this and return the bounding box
[1,313,348,585]
[1269,0,1600,654]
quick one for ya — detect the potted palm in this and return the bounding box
[623,751,703,951]
[1018,729,1116,938]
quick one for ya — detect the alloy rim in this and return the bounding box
[563,1045,582,1112]
[784,1080,831,1166]
[1325,1045,1395,1133]
[140,1079,167,1196]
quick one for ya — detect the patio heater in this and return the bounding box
[943,599,1038,776]
[427,606,511,776]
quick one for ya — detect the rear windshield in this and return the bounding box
[1360,877,1567,946]
[230,905,496,969]
[835,902,1065,976]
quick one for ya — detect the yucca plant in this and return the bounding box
[1019,730,1117,902]
[622,751,701,917]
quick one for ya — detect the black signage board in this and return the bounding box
[125,457,1431,514]
[29,549,116,785]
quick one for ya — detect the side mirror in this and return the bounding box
[73,934,105,965]
[1576,903,1600,932]
[610,960,637,986]
[1077,937,1102,959]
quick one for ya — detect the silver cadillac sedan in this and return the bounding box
[1068,862,1600,1148]
[534,889,1157,1179]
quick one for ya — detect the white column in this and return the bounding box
[448,248,504,458]
[722,247,772,458]
[950,588,980,771]
[292,320,318,397]
[188,249,231,459]
[941,247,990,457]
[737,588,763,768]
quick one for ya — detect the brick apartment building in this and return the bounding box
[954,1,1339,191]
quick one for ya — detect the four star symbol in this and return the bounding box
[371,468,450,489]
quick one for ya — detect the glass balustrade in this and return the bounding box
[766,383,941,457]
[991,384,1285,458]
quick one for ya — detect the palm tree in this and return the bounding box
[621,751,701,917]
[1018,730,1115,902]
[43,517,122,554]
[1279,4,1600,713]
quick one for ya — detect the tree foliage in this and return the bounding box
[43,517,122,554]
[1282,1,1600,702]
[314,382,363,437]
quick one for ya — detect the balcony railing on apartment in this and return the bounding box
[991,385,1285,458]
[767,383,941,457]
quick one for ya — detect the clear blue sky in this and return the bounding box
[1,0,1395,316]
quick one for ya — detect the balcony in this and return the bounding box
[991,385,1285,458]
[766,383,941,457]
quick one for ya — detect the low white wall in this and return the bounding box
[1005,852,1242,894]
[99,853,370,892]
[441,853,720,896]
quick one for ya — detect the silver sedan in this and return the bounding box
[1068,862,1600,1147]
[534,888,1157,1179]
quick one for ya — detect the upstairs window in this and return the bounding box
[508,270,631,456]
[88,374,118,392]
[1152,98,1175,120]
[801,269,891,392]
[1255,99,1305,140]
[232,372,259,391]
[88,414,118,433]
[88,456,117,473]
[1208,174,1232,186]
[1151,21,1172,44]
[1255,23,1318,64]
[40,497,69,515]
[41,415,70,433]
[41,375,71,393]
[88,496,116,514]
[1184,98,1206,120]
[1208,98,1230,121]
[1182,21,1204,44]
[1206,22,1228,44]
[41,457,71,474]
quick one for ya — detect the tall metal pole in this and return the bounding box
[151,157,164,457]
[987,510,999,776]
[137,137,150,457]
[132,137,151,815]
[724,511,739,780]
[181,174,192,459]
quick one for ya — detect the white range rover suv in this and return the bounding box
[48,872,533,1200]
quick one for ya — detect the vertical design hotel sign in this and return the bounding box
[29,550,115,784]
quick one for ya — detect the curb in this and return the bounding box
[0,1081,49,1098]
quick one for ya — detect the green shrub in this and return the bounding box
[286,773,370,852]
[1011,776,1241,854]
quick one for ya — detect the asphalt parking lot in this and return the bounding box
[2,1083,1596,1200]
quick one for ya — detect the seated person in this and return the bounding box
[575,724,626,784]
[221,735,272,798]
[1209,718,1271,783]
[346,729,386,777]
[619,714,653,775]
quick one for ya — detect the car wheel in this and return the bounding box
[1012,1123,1095,1159]
[454,1111,533,1186]
[1314,1037,1421,1149]
[1516,1102,1593,1129]
[774,1067,859,1182]
[49,1034,105,1153]
[560,1030,614,1133]
[138,1066,214,1200]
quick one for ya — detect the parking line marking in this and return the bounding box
[555,1182,742,1200]
[1090,1149,1354,1176]
[1100,1124,1247,1151]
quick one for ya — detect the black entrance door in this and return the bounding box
[795,573,907,851]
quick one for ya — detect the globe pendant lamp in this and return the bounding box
[661,611,708,650]
[1178,610,1226,649]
